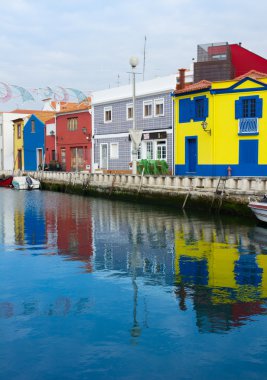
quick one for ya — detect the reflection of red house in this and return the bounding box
[57,197,94,272]
[45,195,94,272]
[56,104,92,172]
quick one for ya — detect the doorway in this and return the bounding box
[100,143,108,169]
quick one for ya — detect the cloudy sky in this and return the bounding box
[0,0,266,109]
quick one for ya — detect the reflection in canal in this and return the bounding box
[1,189,267,379]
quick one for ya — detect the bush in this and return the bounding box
[137,159,169,175]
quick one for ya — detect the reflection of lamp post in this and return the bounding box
[129,56,142,175]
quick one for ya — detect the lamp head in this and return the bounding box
[129,56,139,69]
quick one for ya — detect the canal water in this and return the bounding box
[1,189,267,380]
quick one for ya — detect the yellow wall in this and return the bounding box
[13,120,24,170]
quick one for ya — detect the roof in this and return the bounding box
[51,99,91,113]
[11,109,55,123]
[234,70,267,80]
[92,72,193,105]
[173,80,212,95]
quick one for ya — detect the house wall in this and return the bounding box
[94,92,173,171]
[13,119,25,170]
[56,110,92,172]
[24,115,45,170]
[1,113,28,170]
[174,77,267,176]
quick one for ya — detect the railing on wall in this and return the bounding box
[239,118,258,134]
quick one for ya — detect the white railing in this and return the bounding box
[1,170,266,195]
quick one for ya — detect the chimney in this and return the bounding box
[176,68,186,90]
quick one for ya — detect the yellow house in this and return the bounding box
[13,117,25,170]
[172,70,267,176]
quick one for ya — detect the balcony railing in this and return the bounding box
[239,118,258,134]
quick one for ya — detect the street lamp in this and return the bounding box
[129,56,142,175]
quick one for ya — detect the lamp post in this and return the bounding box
[129,56,142,175]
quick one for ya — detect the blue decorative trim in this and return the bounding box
[238,133,259,136]
[172,88,210,97]
[175,163,267,177]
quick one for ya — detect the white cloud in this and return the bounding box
[0,0,266,108]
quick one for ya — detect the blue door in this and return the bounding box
[239,140,258,175]
[186,137,197,173]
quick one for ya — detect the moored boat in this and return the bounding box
[248,195,267,223]
[12,176,40,190]
[0,176,13,188]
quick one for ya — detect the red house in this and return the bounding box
[56,103,92,172]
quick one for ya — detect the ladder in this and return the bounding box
[210,177,227,210]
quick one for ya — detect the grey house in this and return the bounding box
[92,72,192,174]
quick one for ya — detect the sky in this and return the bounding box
[0,0,266,110]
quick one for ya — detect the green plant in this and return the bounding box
[137,159,169,175]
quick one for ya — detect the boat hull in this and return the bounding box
[248,202,267,223]
[0,176,13,188]
[12,176,40,190]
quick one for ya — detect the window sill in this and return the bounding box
[238,132,259,136]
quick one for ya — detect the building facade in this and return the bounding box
[172,70,267,176]
[56,108,92,172]
[92,72,192,174]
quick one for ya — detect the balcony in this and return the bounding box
[238,118,258,135]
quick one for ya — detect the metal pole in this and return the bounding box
[132,68,137,175]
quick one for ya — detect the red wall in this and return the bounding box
[230,44,267,77]
[56,110,92,172]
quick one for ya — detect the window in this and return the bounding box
[31,120,35,133]
[179,96,208,123]
[67,118,78,131]
[154,99,164,117]
[126,103,133,120]
[52,150,56,161]
[61,148,66,171]
[235,96,262,135]
[146,141,154,159]
[110,143,119,159]
[17,124,21,139]
[157,140,167,159]
[104,106,112,123]
[143,101,152,118]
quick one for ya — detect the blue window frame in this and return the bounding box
[179,96,208,123]
[235,95,262,119]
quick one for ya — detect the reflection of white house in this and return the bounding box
[91,71,193,174]
[0,112,30,170]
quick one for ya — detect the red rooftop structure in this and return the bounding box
[194,42,267,83]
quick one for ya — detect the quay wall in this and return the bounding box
[1,170,266,217]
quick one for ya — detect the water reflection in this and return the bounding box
[1,189,267,335]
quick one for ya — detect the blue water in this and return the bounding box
[1,189,267,379]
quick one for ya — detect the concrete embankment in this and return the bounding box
[1,170,263,217]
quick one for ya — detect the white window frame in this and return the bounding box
[126,103,133,121]
[154,98,164,117]
[104,106,112,123]
[143,100,153,118]
[156,140,167,160]
[110,142,119,159]
[138,139,167,161]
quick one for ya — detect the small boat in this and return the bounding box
[248,195,267,223]
[0,176,13,188]
[12,176,40,190]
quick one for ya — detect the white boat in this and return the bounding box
[248,195,267,223]
[12,176,40,190]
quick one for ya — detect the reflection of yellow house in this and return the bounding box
[13,117,25,170]
[175,231,267,302]
[14,209,24,244]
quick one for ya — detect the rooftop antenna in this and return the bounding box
[142,35,147,81]
[117,74,120,87]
